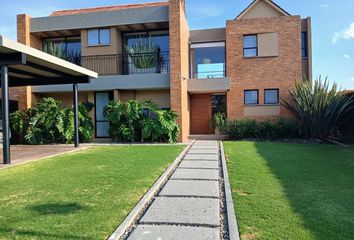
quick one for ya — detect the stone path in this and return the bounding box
[128,140,223,240]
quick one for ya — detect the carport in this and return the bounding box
[0,35,97,164]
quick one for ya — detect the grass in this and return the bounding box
[0,145,185,240]
[224,141,354,240]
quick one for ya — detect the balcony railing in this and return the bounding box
[81,51,170,76]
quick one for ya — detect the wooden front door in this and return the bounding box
[190,94,213,134]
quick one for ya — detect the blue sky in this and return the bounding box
[0,0,354,89]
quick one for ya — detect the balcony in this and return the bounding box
[188,70,231,93]
[81,51,170,76]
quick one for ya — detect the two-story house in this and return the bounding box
[15,0,312,142]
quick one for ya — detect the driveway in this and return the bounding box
[0,145,84,169]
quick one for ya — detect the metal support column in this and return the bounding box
[1,65,10,164]
[73,83,79,148]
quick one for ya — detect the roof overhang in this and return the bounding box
[0,35,97,87]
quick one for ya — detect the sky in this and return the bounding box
[0,0,353,89]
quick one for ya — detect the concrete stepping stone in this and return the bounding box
[190,146,219,150]
[140,197,220,226]
[188,149,219,154]
[128,225,220,240]
[159,180,220,198]
[170,168,219,180]
[184,154,219,161]
[179,160,219,169]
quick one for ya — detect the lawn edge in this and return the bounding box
[220,141,240,240]
[0,146,90,171]
[107,140,195,240]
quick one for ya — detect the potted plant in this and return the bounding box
[212,112,226,134]
[124,36,160,74]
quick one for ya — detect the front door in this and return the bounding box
[190,94,213,134]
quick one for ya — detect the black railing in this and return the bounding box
[81,51,170,76]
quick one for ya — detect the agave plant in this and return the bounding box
[283,77,353,139]
[124,35,160,69]
[43,42,67,60]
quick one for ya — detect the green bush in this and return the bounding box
[104,100,180,143]
[226,118,298,140]
[10,98,94,144]
[283,78,353,139]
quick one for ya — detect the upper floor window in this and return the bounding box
[244,90,259,105]
[264,89,279,104]
[87,28,111,46]
[243,35,258,57]
[190,42,226,79]
[43,37,81,65]
[301,32,308,58]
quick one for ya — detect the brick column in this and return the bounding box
[169,0,190,142]
[16,14,33,110]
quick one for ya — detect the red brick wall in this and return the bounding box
[226,16,302,120]
[169,0,190,142]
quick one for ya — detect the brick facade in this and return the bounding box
[226,16,303,120]
[14,1,311,141]
[169,0,190,142]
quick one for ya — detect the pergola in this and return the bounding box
[0,35,97,164]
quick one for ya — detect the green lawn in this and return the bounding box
[224,141,354,240]
[0,145,185,240]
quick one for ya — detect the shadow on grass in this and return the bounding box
[255,142,354,240]
[29,202,85,215]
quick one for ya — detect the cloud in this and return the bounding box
[320,3,329,10]
[344,54,351,59]
[352,77,354,82]
[333,22,354,44]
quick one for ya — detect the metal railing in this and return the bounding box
[81,51,170,76]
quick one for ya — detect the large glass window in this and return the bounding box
[123,31,169,52]
[243,35,258,57]
[244,90,259,105]
[123,31,170,74]
[190,42,225,79]
[264,89,279,104]
[43,37,81,64]
[87,28,111,46]
[301,32,308,58]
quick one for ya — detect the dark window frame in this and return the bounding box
[87,28,111,46]
[243,34,258,57]
[94,91,114,138]
[301,32,308,58]
[264,88,280,105]
[244,89,259,105]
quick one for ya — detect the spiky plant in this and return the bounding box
[124,35,159,69]
[283,77,353,139]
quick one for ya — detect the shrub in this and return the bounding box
[10,98,94,144]
[104,100,180,143]
[283,78,353,140]
[226,118,298,140]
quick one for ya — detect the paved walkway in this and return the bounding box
[0,145,84,169]
[128,140,222,240]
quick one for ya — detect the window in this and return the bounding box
[190,42,226,78]
[264,89,279,104]
[43,37,81,64]
[301,32,308,58]
[244,90,259,105]
[243,35,258,57]
[212,94,227,116]
[87,28,111,46]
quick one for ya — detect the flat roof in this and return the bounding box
[0,35,97,87]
